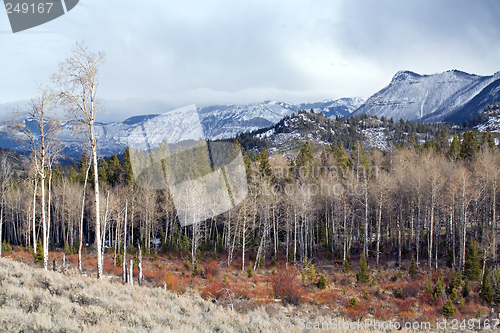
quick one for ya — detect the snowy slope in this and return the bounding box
[0,98,363,157]
[198,98,364,140]
[354,70,500,122]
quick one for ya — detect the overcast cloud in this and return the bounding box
[1,0,499,122]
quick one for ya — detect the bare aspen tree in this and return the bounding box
[78,152,91,273]
[129,259,133,286]
[373,171,391,268]
[101,190,110,269]
[11,85,60,270]
[424,154,443,270]
[138,243,143,285]
[53,42,106,278]
[123,200,128,282]
[474,149,500,263]
[0,156,12,257]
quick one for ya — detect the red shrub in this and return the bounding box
[205,260,220,279]
[201,282,232,301]
[231,282,253,299]
[270,266,304,305]
[395,298,415,312]
[374,308,393,320]
[418,292,433,304]
[402,282,420,298]
[342,300,369,320]
[160,273,188,294]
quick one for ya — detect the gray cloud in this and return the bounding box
[1,0,499,122]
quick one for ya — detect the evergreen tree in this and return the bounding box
[408,257,417,278]
[494,283,500,304]
[259,149,273,179]
[107,154,123,186]
[442,299,457,316]
[52,165,62,183]
[331,141,350,175]
[33,238,43,263]
[296,141,314,177]
[480,265,494,304]
[123,146,135,186]
[342,253,351,273]
[480,131,496,151]
[77,152,91,184]
[98,159,108,184]
[436,129,450,154]
[317,274,328,289]
[446,273,457,295]
[433,271,445,298]
[462,279,470,298]
[356,252,370,283]
[448,133,461,160]
[464,238,481,282]
[181,231,190,255]
[460,131,479,160]
[69,166,78,183]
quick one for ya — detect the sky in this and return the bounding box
[1,0,500,122]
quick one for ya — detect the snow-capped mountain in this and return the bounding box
[199,97,364,140]
[0,98,363,157]
[354,70,500,123]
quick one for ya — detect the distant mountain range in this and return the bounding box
[354,69,500,123]
[1,69,499,158]
[0,98,364,157]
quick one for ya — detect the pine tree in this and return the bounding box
[259,149,273,178]
[462,280,470,298]
[52,165,62,183]
[481,131,496,151]
[317,274,328,289]
[464,238,481,282]
[123,146,135,186]
[442,299,457,316]
[33,238,43,263]
[342,253,351,273]
[107,154,123,186]
[460,131,479,160]
[433,272,445,298]
[446,273,457,295]
[409,257,417,278]
[480,266,493,304]
[69,166,78,183]
[448,134,461,160]
[77,152,92,185]
[494,284,500,304]
[356,252,370,283]
[296,141,314,177]
[98,159,108,184]
[308,264,316,281]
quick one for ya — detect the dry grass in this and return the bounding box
[0,257,303,332]
[1,250,490,333]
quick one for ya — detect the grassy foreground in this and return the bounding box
[0,257,300,332]
[1,256,484,332]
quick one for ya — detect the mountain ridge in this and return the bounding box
[0,97,364,157]
[354,69,500,123]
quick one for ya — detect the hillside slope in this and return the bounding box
[354,70,500,123]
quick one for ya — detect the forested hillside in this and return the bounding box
[3,101,500,324]
[1,112,499,273]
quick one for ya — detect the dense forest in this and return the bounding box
[1,115,500,281]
